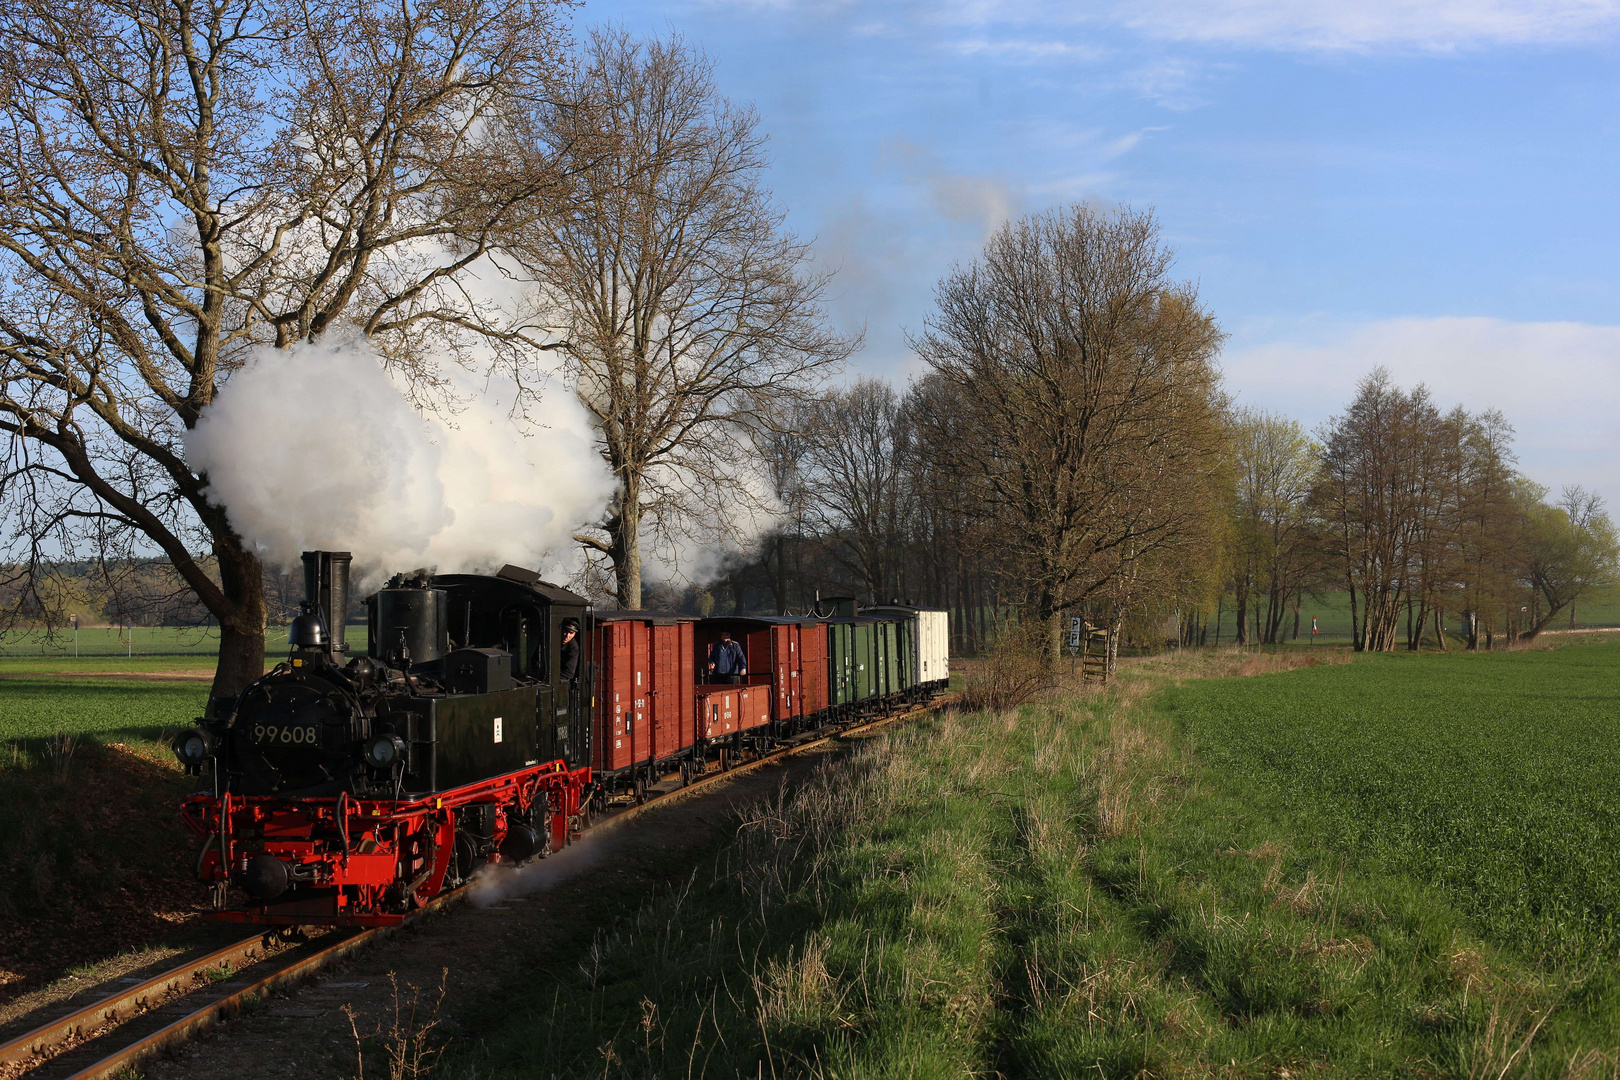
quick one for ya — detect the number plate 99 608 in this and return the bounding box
[254,724,319,745]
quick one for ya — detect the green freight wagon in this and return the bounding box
[820,616,878,716]
[861,605,951,698]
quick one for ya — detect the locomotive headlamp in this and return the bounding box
[171,728,215,767]
[363,734,406,769]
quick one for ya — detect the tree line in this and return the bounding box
[690,206,1614,657]
[0,3,1606,693]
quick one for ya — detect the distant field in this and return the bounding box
[0,677,203,745]
[0,625,370,662]
[1163,637,1620,967]
[1204,591,1620,645]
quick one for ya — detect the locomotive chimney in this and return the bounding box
[300,550,352,654]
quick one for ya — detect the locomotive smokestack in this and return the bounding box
[300,550,352,654]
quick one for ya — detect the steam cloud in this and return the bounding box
[186,337,615,578]
[466,833,606,906]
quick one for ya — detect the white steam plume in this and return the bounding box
[186,337,615,578]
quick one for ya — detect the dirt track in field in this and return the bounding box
[145,743,847,1080]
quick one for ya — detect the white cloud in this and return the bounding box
[1224,315,1620,508]
[699,0,1620,52]
[1118,0,1620,51]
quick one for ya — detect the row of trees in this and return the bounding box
[1223,375,1616,651]
[680,205,1228,661]
[0,7,844,696]
[728,356,1615,658]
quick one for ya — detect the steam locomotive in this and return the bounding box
[175,550,947,927]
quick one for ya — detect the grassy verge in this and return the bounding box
[0,737,205,990]
[0,675,208,992]
[446,648,1620,1078]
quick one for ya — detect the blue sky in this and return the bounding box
[580,0,1620,509]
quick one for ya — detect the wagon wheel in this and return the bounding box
[633,771,647,805]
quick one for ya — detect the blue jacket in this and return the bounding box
[709,639,747,675]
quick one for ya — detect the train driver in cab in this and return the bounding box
[707,631,747,684]
[559,619,580,683]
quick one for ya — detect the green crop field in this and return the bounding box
[1163,638,1620,968]
[0,678,204,744]
[0,624,369,663]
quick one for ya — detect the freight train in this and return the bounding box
[174,551,948,927]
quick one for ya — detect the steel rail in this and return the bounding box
[12,692,952,1080]
[58,928,376,1080]
[0,935,269,1072]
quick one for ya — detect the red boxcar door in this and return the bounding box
[601,621,637,772]
[652,624,679,760]
[773,624,793,722]
[679,621,697,751]
[799,623,827,717]
[631,621,651,766]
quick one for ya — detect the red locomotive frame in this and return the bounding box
[181,760,590,927]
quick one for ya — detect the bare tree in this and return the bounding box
[518,30,852,609]
[911,204,1226,660]
[0,0,580,696]
[799,378,910,604]
[1314,371,1438,651]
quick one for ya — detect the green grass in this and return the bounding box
[0,678,205,745]
[1205,590,1620,646]
[443,667,1612,1078]
[1162,640,1620,1045]
[0,624,369,664]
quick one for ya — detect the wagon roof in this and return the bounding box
[700,614,823,627]
[594,609,693,624]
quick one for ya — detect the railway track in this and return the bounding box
[0,694,951,1080]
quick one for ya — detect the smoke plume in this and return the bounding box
[185,337,615,578]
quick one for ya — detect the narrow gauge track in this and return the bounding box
[0,694,953,1080]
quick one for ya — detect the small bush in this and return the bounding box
[957,625,1057,711]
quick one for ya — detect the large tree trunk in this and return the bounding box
[212,538,268,701]
[1038,587,1062,667]
[609,476,644,610]
[774,534,788,614]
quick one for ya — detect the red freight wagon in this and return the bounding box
[697,616,833,738]
[695,686,737,739]
[593,611,697,796]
